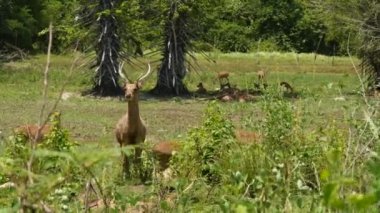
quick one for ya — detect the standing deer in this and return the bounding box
[217,71,231,90]
[115,62,152,178]
[257,70,266,83]
[256,69,268,90]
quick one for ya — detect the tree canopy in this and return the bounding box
[0,0,368,55]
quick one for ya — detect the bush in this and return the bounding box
[0,112,83,211]
[250,38,282,52]
[172,101,235,183]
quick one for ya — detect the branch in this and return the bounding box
[27,22,53,187]
[21,22,83,211]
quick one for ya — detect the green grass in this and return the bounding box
[0,52,379,212]
[0,52,364,144]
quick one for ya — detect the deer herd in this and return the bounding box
[200,69,294,102]
[112,64,292,178]
[13,63,294,180]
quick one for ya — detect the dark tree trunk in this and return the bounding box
[359,1,380,91]
[150,1,190,96]
[89,0,123,97]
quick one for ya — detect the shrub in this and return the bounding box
[172,101,235,183]
[215,87,346,211]
[0,112,83,211]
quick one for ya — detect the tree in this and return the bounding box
[150,1,191,96]
[150,0,214,96]
[0,0,42,50]
[91,0,123,96]
[358,1,380,91]
[311,0,379,90]
[206,0,253,52]
[78,0,123,96]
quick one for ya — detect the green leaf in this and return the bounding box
[235,204,248,213]
[323,183,338,205]
[348,193,377,210]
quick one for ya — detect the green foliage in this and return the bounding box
[1,52,380,211]
[357,1,380,90]
[318,107,380,211]
[0,112,83,211]
[41,112,74,152]
[167,86,380,212]
[172,101,235,182]
[0,0,78,52]
[261,87,294,144]
[209,21,252,52]
[0,0,367,55]
[216,90,317,210]
[320,148,380,211]
[120,144,155,182]
[252,38,282,52]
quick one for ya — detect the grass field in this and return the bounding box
[0,52,379,211]
[0,52,364,142]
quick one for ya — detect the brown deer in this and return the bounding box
[235,130,262,145]
[217,71,231,90]
[280,81,294,93]
[257,70,266,82]
[13,124,51,142]
[152,141,181,183]
[152,141,181,171]
[115,62,152,178]
[256,69,268,90]
[13,112,60,143]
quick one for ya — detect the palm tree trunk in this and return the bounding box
[90,0,123,96]
[150,1,190,96]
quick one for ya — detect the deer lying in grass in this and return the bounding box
[152,141,181,182]
[217,71,231,90]
[196,82,207,94]
[235,130,262,145]
[152,141,180,171]
[115,62,152,178]
[13,124,51,142]
[280,81,294,93]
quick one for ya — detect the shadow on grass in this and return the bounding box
[80,83,302,103]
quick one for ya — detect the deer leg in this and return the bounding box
[121,147,130,179]
[134,146,143,179]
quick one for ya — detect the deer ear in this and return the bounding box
[137,81,143,89]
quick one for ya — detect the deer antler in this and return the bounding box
[118,61,131,83]
[137,62,152,83]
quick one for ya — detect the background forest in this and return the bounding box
[0,0,364,55]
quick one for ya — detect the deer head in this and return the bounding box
[119,62,151,101]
